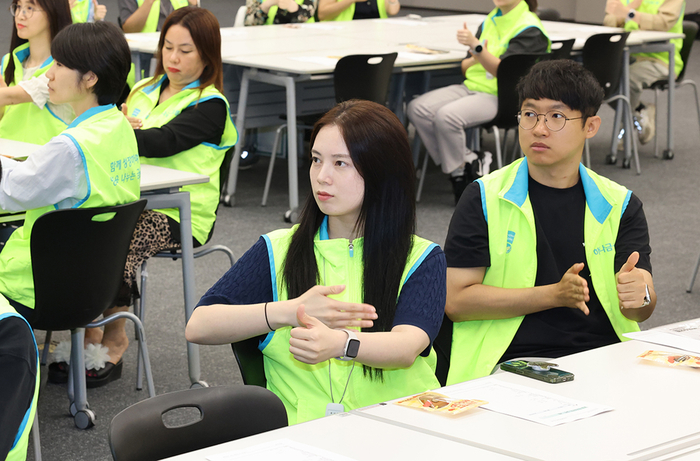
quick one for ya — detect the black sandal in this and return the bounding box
[48,361,69,384]
[86,359,123,388]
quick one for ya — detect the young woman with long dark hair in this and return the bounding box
[187,99,446,425]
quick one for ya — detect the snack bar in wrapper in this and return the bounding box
[395,392,487,416]
[638,350,700,368]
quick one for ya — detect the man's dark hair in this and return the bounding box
[517,59,605,121]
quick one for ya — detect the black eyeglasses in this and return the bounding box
[10,3,42,18]
[517,110,583,132]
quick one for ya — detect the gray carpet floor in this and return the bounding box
[6,2,700,460]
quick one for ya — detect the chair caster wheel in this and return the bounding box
[74,409,96,430]
[605,154,617,165]
[622,158,631,169]
[284,210,298,223]
[190,380,208,389]
[662,149,674,160]
[221,194,234,207]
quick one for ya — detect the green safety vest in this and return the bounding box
[623,0,684,77]
[261,219,441,424]
[0,105,140,309]
[322,0,387,21]
[128,76,237,244]
[446,159,641,385]
[138,0,190,33]
[465,1,549,96]
[0,299,39,461]
[0,44,68,144]
[71,0,94,23]
[265,0,315,24]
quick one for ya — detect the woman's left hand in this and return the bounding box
[121,103,143,130]
[289,305,348,364]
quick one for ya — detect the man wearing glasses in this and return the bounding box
[443,60,656,385]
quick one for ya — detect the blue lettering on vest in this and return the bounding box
[593,242,614,255]
[506,230,515,253]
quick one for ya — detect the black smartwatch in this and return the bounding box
[337,330,360,361]
[626,9,636,22]
[473,42,484,55]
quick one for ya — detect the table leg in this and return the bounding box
[132,51,142,84]
[622,47,632,168]
[223,68,250,207]
[664,42,675,159]
[284,75,299,222]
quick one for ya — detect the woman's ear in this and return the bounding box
[82,71,98,90]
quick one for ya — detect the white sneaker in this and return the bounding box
[470,151,492,178]
[636,105,656,145]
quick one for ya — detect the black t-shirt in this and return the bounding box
[445,175,652,360]
[0,316,37,460]
[353,0,380,19]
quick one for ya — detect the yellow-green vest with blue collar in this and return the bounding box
[0,44,68,144]
[322,0,387,21]
[465,1,549,96]
[622,0,684,77]
[138,0,190,33]
[265,0,315,24]
[0,105,140,309]
[127,76,237,244]
[260,218,441,424]
[446,158,640,385]
[71,0,95,23]
[0,299,39,461]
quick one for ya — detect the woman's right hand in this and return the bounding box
[294,285,377,329]
[121,103,143,130]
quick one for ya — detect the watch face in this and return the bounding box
[474,44,483,53]
[346,339,360,358]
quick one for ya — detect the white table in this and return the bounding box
[162,411,520,461]
[0,138,211,387]
[353,339,700,461]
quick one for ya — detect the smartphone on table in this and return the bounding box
[499,360,574,384]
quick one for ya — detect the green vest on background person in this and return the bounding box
[0,105,140,309]
[464,0,549,96]
[71,0,94,23]
[622,0,684,77]
[128,76,237,245]
[447,159,641,385]
[138,0,190,33]
[0,44,68,144]
[0,298,39,461]
[260,220,441,424]
[265,0,315,24]
[322,0,387,21]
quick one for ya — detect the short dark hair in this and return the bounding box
[51,22,132,106]
[525,0,538,12]
[517,59,605,121]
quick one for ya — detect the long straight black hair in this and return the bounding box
[5,0,72,86]
[282,99,417,380]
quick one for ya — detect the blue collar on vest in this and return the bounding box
[144,75,202,95]
[319,215,329,240]
[14,45,53,69]
[503,160,613,224]
[68,104,116,129]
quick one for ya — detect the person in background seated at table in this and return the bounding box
[604,0,684,146]
[407,0,549,205]
[317,0,399,21]
[0,295,38,461]
[245,0,315,26]
[70,0,107,23]
[444,59,656,385]
[0,0,73,145]
[119,0,196,33]
[186,100,446,425]
[48,7,238,389]
[0,21,138,374]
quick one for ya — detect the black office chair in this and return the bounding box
[415,53,548,202]
[581,32,640,173]
[29,200,156,429]
[433,314,453,387]
[651,21,699,160]
[231,335,268,387]
[108,385,287,461]
[536,8,561,21]
[261,53,398,207]
[135,148,237,389]
[550,39,575,60]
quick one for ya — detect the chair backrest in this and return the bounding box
[536,8,561,21]
[231,335,267,387]
[29,200,147,331]
[677,21,699,82]
[550,39,575,60]
[234,5,246,27]
[333,53,398,105]
[108,386,287,461]
[433,314,453,387]
[582,32,630,100]
[491,53,551,129]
